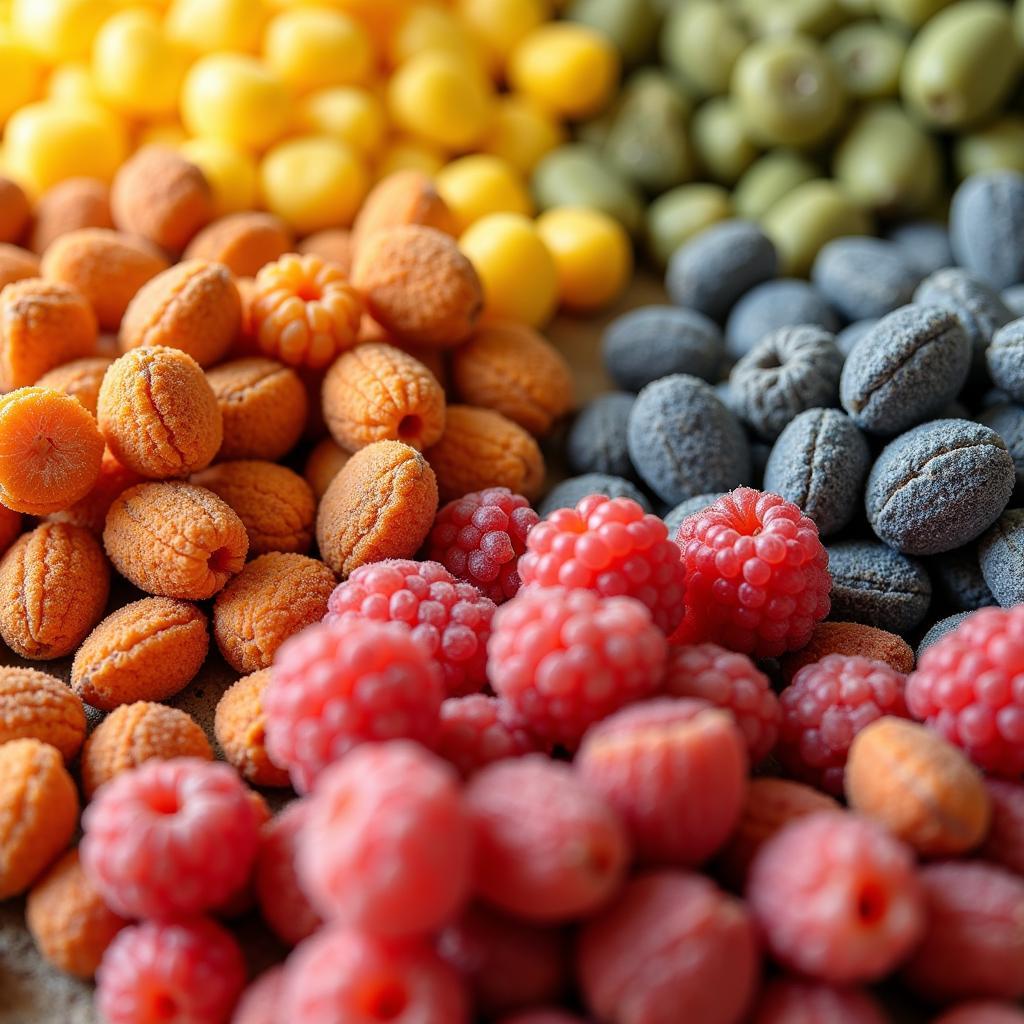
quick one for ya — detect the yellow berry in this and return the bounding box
[46,62,101,108]
[0,33,43,125]
[166,0,268,54]
[456,0,549,73]
[436,154,533,233]
[12,0,113,63]
[374,137,446,181]
[264,7,374,93]
[136,121,189,149]
[535,205,632,313]
[388,4,483,69]
[180,137,258,216]
[509,23,619,120]
[260,135,368,234]
[460,212,559,328]
[295,87,386,157]
[481,93,565,174]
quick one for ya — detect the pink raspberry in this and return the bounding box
[324,559,495,697]
[578,871,759,1024]
[488,586,666,748]
[935,1003,1024,1024]
[255,801,322,947]
[435,694,541,777]
[80,758,260,920]
[751,979,888,1024]
[981,778,1024,876]
[277,926,469,1024]
[465,755,629,923]
[778,655,909,796]
[747,811,925,984]
[663,642,781,762]
[426,487,538,603]
[902,862,1024,1003]
[575,698,747,866]
[264,617,443,792]
[519,494,686,633]
[298,741,472,938]
[231,967,284,1024]
[96,918,245,1024]
[907,606,1024,776]
[672,487,831,657]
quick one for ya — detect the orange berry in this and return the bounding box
[0,666,86,760]
[185,212,293,279]
[304,436,350,500]
[29,178,114,256]
[778,621,916,683]
[0,177,31,245]
[35,356,113,417]
[296,228,353,276]
[214,669,290,788]
[47,447,142,536]
[0,242,40,290]
[351,169,456,251]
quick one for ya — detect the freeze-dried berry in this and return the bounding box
[950,170,1024,291]
[0,666,86,760]
[436,695,541,778]
[35,356,112,418]
[987,319,1024,404]
[565,393,635,480]
[812,237,921,321]
[982,779,1024,877]
[47,447,142,537]
[352,169,456,250]
[725,278,839,361]
[184,211,292,278]
[214,671,290,789]
[751,979,888,1024]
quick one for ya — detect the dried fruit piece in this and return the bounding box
[352,170,456,251]
[29,178,114,255]
[47,447,142,536]
[214,670,290,788]
[304,437,350,499]
[184,211,292,278]
[35,356,113,417]
[779,620,915,682]
[256,801,323,945]
[0,666,86,760]
[297,228,353,274]
[0,176,31,243]
[0,243,40,289]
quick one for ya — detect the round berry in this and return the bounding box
[519,495,686,634]
[982,778,1024,877]
[427,487,538,604]
[232,967,284,1024]
[673,487,831,657]
[435,695,541,778]
[80,758,260,920]
[488,586,666,748]
[751,978,888,1024]
[778,655,909,796]
[264,617,444,792]
[747,811,925,984]
[96,918,245,1024]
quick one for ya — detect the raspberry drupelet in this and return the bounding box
[324,559,495,697]
[426,487,538,604]
[436,695,541,777]
[519,495,686,634]
[673,487,831,657]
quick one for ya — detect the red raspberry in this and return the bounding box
[902,862,1024,1003]
[663,643,781,762]
[436,694,541,777]
[907,607,1024,776]
[232,967,284,1024]
[427,487,538,603]
[297,741,472,938]
[981,779,1024,876]
[277,926,469,1024]
[935,1003,1024,1024]
[488,586,666,748]
[778,655,909,796]
[264,617,443,792]
[578,871,759,1024]
[751,979,887,1024]
[80,758,260,920]
[324,559,495,697]
[96,918,245,1024]
[465,755,629,923]
[747,811,925,984]
[519,494,686,633]
[575,698,747,867]
[673,487,831,657]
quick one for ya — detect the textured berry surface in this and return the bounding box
[751,978,888,1024]
[488,586,666,748]
[324,559,495,697]
[298,742,472,938]
[778,655,909,795]
[80,758,260,920]
[264,618,444,792]
[907,607,1024,776]
[663,643,781,762]
[436,695,541,778]
[747,811,924,984]
[673,487,831,657]
[519,495,686,634]
[96,918,245,1024]
[427,487,538,604]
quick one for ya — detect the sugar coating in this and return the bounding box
[986,319,1024,403]
[979,402,1024,485]
[763,408,871,537]
[627,374,751,505]
[865,419,1015,555]
[724,278,839,361]
[602,305,723,391]
[729,325,844,440]
[979,509,1024,607]
[929,547,997,612]
[665,219,778,322]
[827,541,932,633]
[840,306,971,436]
[663,492,725,536]
[836,319,876,358]
[886,220,954,278]
[812,237,921,321]
[565,393,635,479]
[917,613,971,659]
[1004,285,1024,319]
[537,474,650,518]
[949,170,1024,291]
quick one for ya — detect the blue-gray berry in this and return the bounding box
[949,170,1024,291]
[566,392,635,479]
[979,508,1024,607]
[978,401,1024,486]
[537,473,650,518]
[724,278,839,361]
[811,237,921,321]
[927,548,996,611]
[918,613,970,658]
[885,220,954,278]
[1004,284,1024,319]
[986,318,1024,403]
[663,492,725,536]
[835,319,877,358]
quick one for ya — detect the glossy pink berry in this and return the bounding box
[231,967,284,1024]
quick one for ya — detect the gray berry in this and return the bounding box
[566,392,635,479]
[979,508,1024,607]
[839,305,971,436]
[918,613,970,658]
[763,408,871,537]
[811,237,922,321]
[724,278,839,361]
[627,374,751,505]
[1003,284,1024,319]
[835,319,877,359]
[886,220,953,278]
[663,492,725,536]
[950,170,1024,291]
[665,219,778,322]
[602,305,723,391]
[865,419,1015,555]
[978,401,1024,486]
[986,318,1024,403]
[927,547,996,611]
[538,474,650,518]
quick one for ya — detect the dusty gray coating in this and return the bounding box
[886,220,954,278]
[538,473,651,518]
[663,492,725,536]
[729,325,844,441]
[986,318,1024,403]
[865,419,1015,555]
[979,508,1024,608]
[811,237,921,321]
[566,392,635,479]
[927,548,996,611]
[950,170,1024,291]
[763,408,871,537]
[1004,285,1024,319]
[918,612,970,658]
[979,401,1024,486]
[839,305,971,436]
[602,305,723,391]
[627,373,751,505]
[836,319,877,359]
[827,540,932,633]
[665,219,778,322]
[724,278,839,361]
